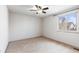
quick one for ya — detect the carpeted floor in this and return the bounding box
[6,37,79,53]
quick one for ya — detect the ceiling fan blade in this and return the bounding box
[35,5,39,8]
[42,11,46,14]
[35,5,42,9]
[39,6,42,9]
[30,10,37,11]
[42,7,49,10]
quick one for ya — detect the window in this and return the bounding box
[58,12,77,32]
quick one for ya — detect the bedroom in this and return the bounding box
[0,5,79,53]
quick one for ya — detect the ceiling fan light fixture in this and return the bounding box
[36,12,38,14]
[32,5,37,10]
[30,5,49,14]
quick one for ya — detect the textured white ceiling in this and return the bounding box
[8,5,79,17]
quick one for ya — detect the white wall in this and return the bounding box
[0,5,8,53]
[9,12,42,41]
[43,11,79,48]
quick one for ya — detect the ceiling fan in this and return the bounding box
[30,5,49,14]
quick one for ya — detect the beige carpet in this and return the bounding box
[6,37,79,53]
